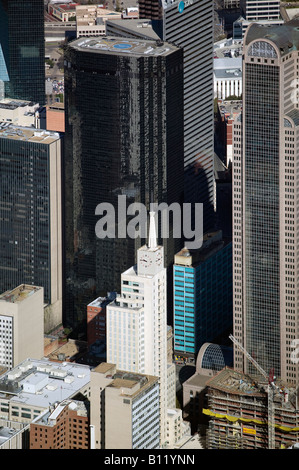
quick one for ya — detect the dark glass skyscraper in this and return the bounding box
[64,37,184,333]
[0,125,63,324]
[0,0,45,104]
[138,0,215,233]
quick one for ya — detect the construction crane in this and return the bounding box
[229,334,276,449]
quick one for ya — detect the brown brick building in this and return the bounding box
[30,399,89,449]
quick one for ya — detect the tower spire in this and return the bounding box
[148,211,157,250]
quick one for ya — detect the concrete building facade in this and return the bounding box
[90,362,160,449]
[75,5,122,38]
[0,285,44,369]
[106,213,170,446]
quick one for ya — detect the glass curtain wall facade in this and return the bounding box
[63,38,184,333]
[244,54,280,377]
[233,21,299,385]
[138,0,215,233]
[173,240,233,361]
[0,134,59,304]
[0,0,45,105]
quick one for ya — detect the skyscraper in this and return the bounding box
[106,212,174,446]
[233,20,299,385]
[0,125,63,330]
[138,0,215,232]
[64,36,184,333]
[0,0,45,105]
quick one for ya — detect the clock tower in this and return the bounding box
[107,209,175,447]
[137,212,164,276]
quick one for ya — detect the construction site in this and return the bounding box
[204,336,299,449]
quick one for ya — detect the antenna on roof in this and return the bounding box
[148,211,157,250]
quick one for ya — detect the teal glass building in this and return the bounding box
[0,0,45,104]
[173,231,233,362]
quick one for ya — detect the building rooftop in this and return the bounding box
[68,36,180,57]
[54,3,78,11]
[106,19,160,40]
[108,370,158,398]
[218,99,242,120]
[0,123,60,144]
[245,19,299,55]
[0,426,21,446]
[0,358,91,409]
[0,98,36,111]
[206,367,265,397]
[214,65,242,80]
[88,292,116,308]
[92,362,115,375]
[76,5,121,26]
[47,339,88,363]
[0,285,42,304]
[174,230,231,267]
[32,399,88,427]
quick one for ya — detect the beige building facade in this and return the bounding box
[0,285,44,368]
[76,5,121,37]
[90,363,160,449]
[233,20,299,384]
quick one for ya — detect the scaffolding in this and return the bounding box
[204,361,299,449]
[229,334,276,449]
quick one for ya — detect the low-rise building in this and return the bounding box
[121,7,139,19]
[0,285,44,369]
[0,359,91,426]
[0,98,45,128]
[90,363,160,449]
[48,3,79,22]
[0,422,30,449]
[30,399,89,449]
[76,5,122,37]
[214,58,242,100]
[87,292,116,347]
[46,102,65,133]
